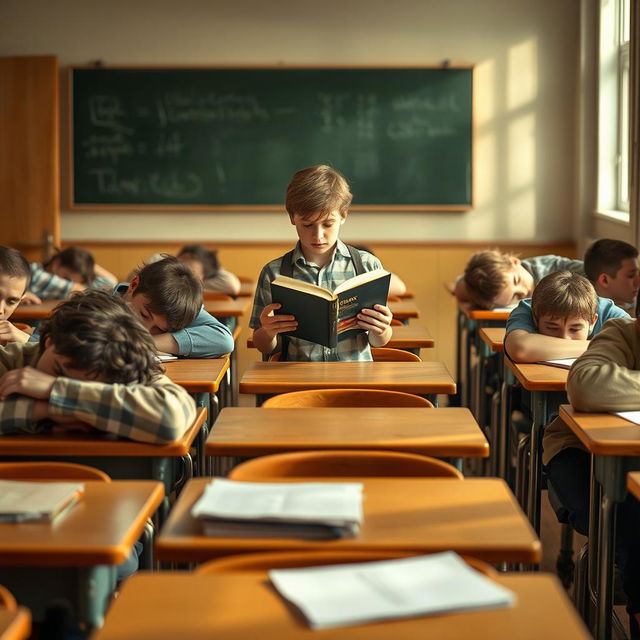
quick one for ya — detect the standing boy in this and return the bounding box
[115,256,234,358]
[251,165,392,360]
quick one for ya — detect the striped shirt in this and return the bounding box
[28,263,115,300]
[250,241,382,361]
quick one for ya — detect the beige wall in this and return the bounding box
[1,0,580,243]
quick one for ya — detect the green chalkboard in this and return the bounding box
[69,66,473,210]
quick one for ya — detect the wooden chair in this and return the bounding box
[261,388,433,408]
[195,550,496,578]
[202,291,233,301]
[228,450,463,480]
[0,584,17,611]
[371,347,421,362]
[0,462,111,482]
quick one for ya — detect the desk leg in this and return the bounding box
[499,367,515,483]
[527,391,547,537]
[595,493,616,640]
[464,319,476,408]
[453,310,464,408]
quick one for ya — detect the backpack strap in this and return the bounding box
[347,245,366,275]
[279,249,296,278]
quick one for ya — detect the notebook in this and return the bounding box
[269,552,516,630]
[191,478,363,539]
[0,480,85,523]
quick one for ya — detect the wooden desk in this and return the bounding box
[203,297,251,319]
[239,361,456,405]
[0,609,30,640]
[388,300,419,321]
[12,299,60,321]
[479,327,505,353]
[504,359,567,535]
[561,405,640,639]
[206,406,488,457]
[237,280,255,297]
[156,477,540,564]
[246,323,435,351]
[0,480,163,629]
[94,572,589,640]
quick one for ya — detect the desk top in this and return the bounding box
[93,572,589,640]
[0,407,205,458]
[559,405,640,456]
[12,299,60,321]
[203,298,251,318]
[205,407,488,458]
[627,473,640,500]
[388,300,419,320]
[0,480,163,567]
[504,359,567,391]
[0,609,30,640]
[156,477,540,564]
[239,361,456,395]
[459,305,511,322]
[246,323,435,350]
[163,357,230,393]
[479,327,505,353]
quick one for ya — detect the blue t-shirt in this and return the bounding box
[506,296,629,337]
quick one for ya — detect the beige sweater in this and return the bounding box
[542,317,640,465]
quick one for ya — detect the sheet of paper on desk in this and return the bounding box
[614,411,640,426]
[0,480,84,523]
[269,552,516,630]
[156,353,178,361]
[538,358,576,369]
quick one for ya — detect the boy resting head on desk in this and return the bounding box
[115,255,234,358]
[505,271,629,363]
[250,164,393,361]
[0,290,196,443]
[453,249,584,310]
[0,246,35,346]
[584,238,640,315]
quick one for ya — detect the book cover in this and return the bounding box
[270,270,390,348]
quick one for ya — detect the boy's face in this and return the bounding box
[37,338,107,382]
[598,257,640,305]
[0,273,28,321]
[289,210,344,261]
[123,278,170,334]
[536,314,596,341]
[46,257,82,284]
[492,258,535,308]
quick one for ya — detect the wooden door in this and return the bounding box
[0,55,59,261]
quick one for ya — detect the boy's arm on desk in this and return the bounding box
[170,308,235,358]
[504,330,589,363]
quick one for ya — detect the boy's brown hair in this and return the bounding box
[39,290,162,384]
[463,249,517,309]
[531,271,597,323]
[285,165,352,219]
[45,247,95,284]
[584,238,638,281]
[134,256,202,333]
[0,246,31,289]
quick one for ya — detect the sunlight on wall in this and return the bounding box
[507,37,538,110]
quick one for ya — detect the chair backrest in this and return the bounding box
[261,388,433,408]
[228,450,463,480]
[0,585,17,611]
[195,550,496,578]
[371,347,422,362]
[0,462,111,482]
[202,291,233,301]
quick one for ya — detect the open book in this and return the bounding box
[269,552,516,630]
[191,478,363,539]
[0,480,84,523]
[271,269,391,348]
[156,353,178,362]
[537,358,576,370]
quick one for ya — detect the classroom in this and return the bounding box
[0,0,637,638]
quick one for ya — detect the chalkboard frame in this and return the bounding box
[67,64,474,212]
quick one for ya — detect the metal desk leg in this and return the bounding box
[527,391,547,537]
[464,319,476,408]
[595,493,616,640]
[499,366,515,482]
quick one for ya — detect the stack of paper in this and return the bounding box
[270,552,516,629]
[538,358,576,369]
[0,480,85,523]
[156,353,178,361]
[191,478,363,539]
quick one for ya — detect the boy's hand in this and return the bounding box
[357,304,393,335]
[0,366,56,401]
[259,303,298,338]
[0,321,31,345]
[20,292,42,305]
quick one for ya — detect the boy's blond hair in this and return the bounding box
[531,271,597,323]
[285,165,352,219]
[463,249,517,309]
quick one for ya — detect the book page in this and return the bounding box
[270,552,516,630]
[537,358,576,369]
[0,481,84,522]
[614,411,640,426]
[333,269,390,296]
[271,275,334,300]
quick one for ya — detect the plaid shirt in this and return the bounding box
[29,263,73,299]
[0,342,196,443]
[250,241,382,361]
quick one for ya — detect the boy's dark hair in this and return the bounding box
[0,246,31,289]
[39,290,162,384]
[44,247,95,284]
[285,164,352,219]
[463,249,518,309]
[531,271,597,323]
[177,245,220,279]
[134,256,202,332]
[584,239,638,281]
